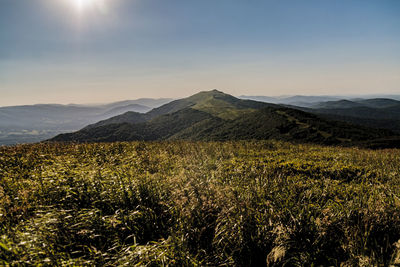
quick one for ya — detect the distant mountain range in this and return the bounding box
[4,91,400,148]
[239,94,400,107]
[289,98,400,134]
[0,98,172,145]
[51,90,399,148]
[239,95,341,106]
[239,95,400,134]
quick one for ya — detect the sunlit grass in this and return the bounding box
[1,141,400,265]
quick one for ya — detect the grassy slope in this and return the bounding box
[1,141,400,266]
[294,99,400,133]
[50,90,278,142]
[51,106,397,148]
[196,107,393,144]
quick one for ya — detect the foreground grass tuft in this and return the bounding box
[1,141,400,266]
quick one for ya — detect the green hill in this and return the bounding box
[51,90,399,147]
[290,98,400,134]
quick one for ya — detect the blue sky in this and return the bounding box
[0,0,399,105]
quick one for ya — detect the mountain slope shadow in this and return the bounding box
[50,90,399,148]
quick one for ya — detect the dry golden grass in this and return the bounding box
[1,141,400,266]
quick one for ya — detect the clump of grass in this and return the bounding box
[1,141,400,265]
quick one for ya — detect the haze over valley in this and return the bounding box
[2,92,400,146]
[0,98,172,145]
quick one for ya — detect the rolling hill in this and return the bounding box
[0,98,172,145]
[289,98,400,134]
[51,90,398,147]
[239,94,400,107]
[239,95,341,106]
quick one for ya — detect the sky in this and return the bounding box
[0,0,399,106]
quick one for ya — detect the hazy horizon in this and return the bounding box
[3,90,400,108]
[1,0,399,106]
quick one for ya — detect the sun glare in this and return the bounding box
[70,0,107,14]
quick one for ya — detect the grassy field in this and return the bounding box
[1,141,400,266]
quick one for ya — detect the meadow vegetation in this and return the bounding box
[1,141,400,266]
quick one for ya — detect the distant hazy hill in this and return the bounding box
[239,94,400,107]
[309,100,365,109]
[0,98,172,145]
[51,90,398,147]
[240,95,400,134]
[285,98,400,134]
[239,95,341,106]
[97,98,173,110]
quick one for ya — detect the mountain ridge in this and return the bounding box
[50,90,399,148]
[288,98,400,133]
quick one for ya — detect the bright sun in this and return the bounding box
[71,0,106,14]
[73,0,95,12]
